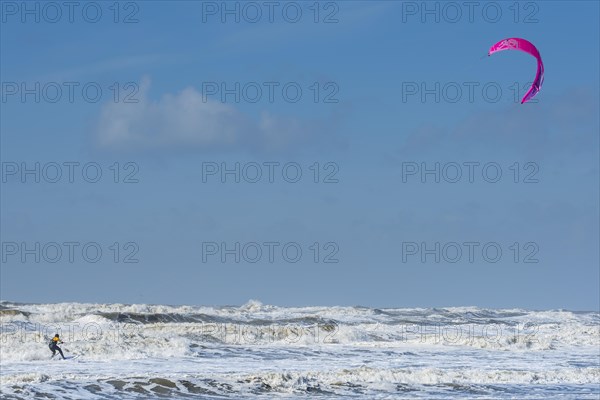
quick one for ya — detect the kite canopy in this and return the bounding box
[488,38,544,104]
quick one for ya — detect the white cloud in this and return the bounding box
[97,77,247,150]
[96,77,334,153]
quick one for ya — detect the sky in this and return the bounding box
[0,1,598,310]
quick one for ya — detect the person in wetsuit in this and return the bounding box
[49,334,65,359]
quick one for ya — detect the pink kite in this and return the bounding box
[488,38,544,104]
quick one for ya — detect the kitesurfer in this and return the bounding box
[49,334,66,359]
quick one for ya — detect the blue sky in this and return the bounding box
[1,1,598,310]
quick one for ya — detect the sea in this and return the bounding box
[1,300,598,399]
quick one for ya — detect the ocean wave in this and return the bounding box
[2,365,599,400]
[1,301,598,362]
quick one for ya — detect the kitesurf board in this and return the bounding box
[61,355,79,360]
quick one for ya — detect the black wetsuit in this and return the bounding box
[49,340,65,359]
